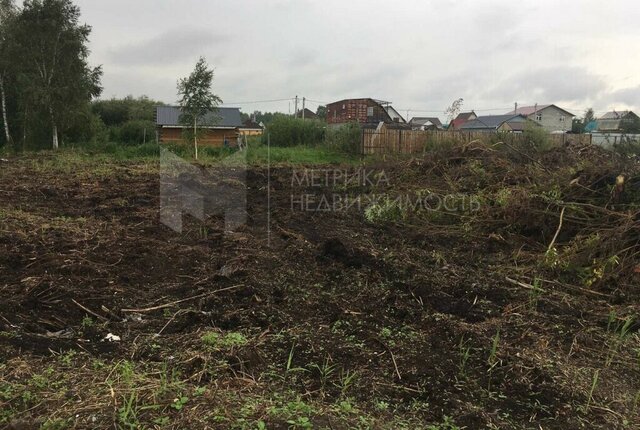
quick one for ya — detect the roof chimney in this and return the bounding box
[514,102,518,114]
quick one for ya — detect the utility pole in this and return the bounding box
[294,95,299,118]
[302,97,306,121]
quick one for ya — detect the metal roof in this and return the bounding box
[460,114,526,130]
[409,117,443,128]
[155,106,242,128]
[599,110,635,120]
[505,104,575,117]
[454,112,476,121]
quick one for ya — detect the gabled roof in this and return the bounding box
[384,106,406,123]
[450,112,477,129]
[409,117,443,128]
[242,118,263,129]
[505,104,575,117]
[599,110,638,120]
[595,111,640,132]
[455,112,476,121]
[156,106,243,128]
[327,98,391,107]
[296,108,319,119]
[460,114,526,130]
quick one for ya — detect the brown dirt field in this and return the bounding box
[1,144,640,429]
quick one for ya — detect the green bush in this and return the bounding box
[261,117,325,147]
[326,123,361,154]
[522,122,552,151]
[109,120,156,145]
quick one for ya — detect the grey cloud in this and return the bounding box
[606,86,640,107]
[78,0,640,114]
[108,29,227,66]
[484,66,607,104]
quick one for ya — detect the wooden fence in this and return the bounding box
[361,129,593,155]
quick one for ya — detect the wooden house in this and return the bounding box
[155,106,243,146]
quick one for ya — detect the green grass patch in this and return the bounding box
[201,331,248,349]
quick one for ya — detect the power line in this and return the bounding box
[305,98,329,105]
[220,97,293,106]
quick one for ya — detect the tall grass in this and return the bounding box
[325,123,362,154]
[244,143,358,165]
[262,117,325,147]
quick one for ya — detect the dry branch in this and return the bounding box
[121,285,243,313]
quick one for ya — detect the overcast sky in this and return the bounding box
[76,0,640,119]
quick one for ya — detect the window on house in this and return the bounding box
[559,115,565,122]
[535,114,542,121]
[367,107,374,117]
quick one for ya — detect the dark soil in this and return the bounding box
[1,146,639,429]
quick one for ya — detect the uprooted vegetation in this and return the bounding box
[1,140,640,429]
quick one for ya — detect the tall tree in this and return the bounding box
[316,105,327,121]
[583,108,595,125]
[177,57,222,160]
[12,0,102,149]
[0,0,16,146]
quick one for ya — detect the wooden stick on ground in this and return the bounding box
[547,206,566,253]
[72,299,109,322]
[121,284,243,313]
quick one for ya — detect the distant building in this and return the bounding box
[409,117,444,131]
[296,108,319,120]
[505,104,574,133]
[240,117,264,136]
[155,106,243,146]
[459,114,529,132]
[326,98,407,127]
[595,111,640,133]
[449,111,477,130]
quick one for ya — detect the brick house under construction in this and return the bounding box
[326,98,407,128]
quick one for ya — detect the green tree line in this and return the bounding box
[0,0,102,150]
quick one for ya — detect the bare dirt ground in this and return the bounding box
[1,142,640,429]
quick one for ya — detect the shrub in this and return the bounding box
[364,198,405,223]
[112,120,156,145]
[326,123,361,154]
[522,122,552,151]
[262,117,325,147]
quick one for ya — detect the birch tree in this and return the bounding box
[0,0,15,146]
[445,98,464,124]
[12,0,101,149]
[177,57,222,160]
